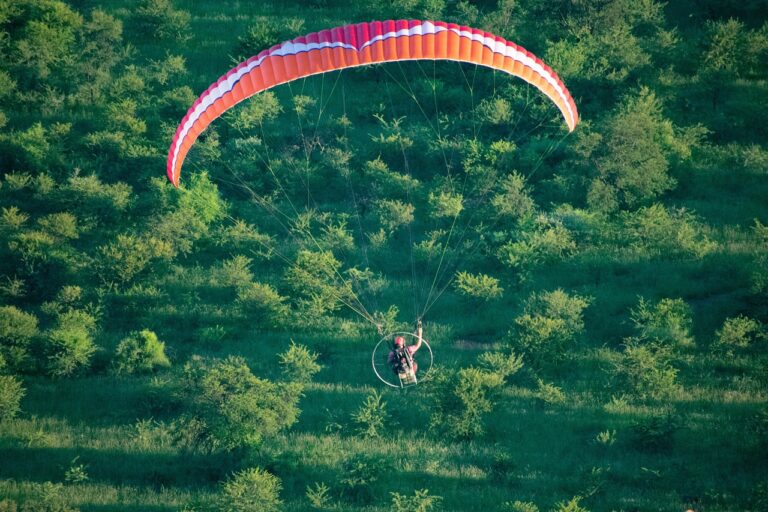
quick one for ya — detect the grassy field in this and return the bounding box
[1,0,767,511]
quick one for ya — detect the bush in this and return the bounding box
[352,389,388,438]
[535,378,566,406]
[630,413,680,452]
[133,0,191,42]
[113,329,170,375]
[176,355,301,452]
[218,467,282,512]
[0,375,25,421]
[45,310,98,378]
[714,315,763,354]
[477,350,524,381]
[306,482,332,509]
[340,455,388,504]
[621,204,716,258]
[553,496,590,512]
[0,305,39,371]
[503,501,539,512]
[391,488,442,512]
[454,271,503,301]
[428,190,464,219]
[236,282,290,328]
[631,297,694,348]
[234,17,305,60]
[511,289,591,366]
[497,217,577,273]
[428,366,505,439]
[278,340,321,384]
[615,338,680,401]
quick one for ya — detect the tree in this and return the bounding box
[621,204,716,259]
[497,217,577,274]
[587,89,677,211]
[75,9,125,105]
[9,0,84,85]
[699,18,768,110]
[113,330,170,375]
[374,199,415,233]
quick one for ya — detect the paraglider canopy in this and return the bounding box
[167,20,579,187]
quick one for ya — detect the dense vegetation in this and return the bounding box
[1,0,767,510]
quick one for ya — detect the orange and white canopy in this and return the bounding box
[167,20,579,186]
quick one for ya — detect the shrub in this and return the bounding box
[428,190,464,219]
[236,282,290,327]
[133,0,191,42]
[0,305,38,371]
[631,297,694,348]
[374,199,415,232]
[113,329,170,375]
[211,255,253,288]
[714,315,763,354]
[498,218,576,272]
[615,338,680,400]
[553,496,590,512]
[391,488,442,512]
[621,204,716,258]
[340,455,388,504]
[176,355,301,452]
[0,375,25,421]
[488,452,516,483]
[503,501,539,512]
[63,457,89,484]
[45,310,98,378]
[284,250,348,322]
[535,378,566,406]
[630,413,680,452]
[306,482,332,509]
[218,467,282,512]
[234,18,304,60]
[491,172,536,221]
[454,271,503,301]
[278,340,321,384]
[352,389,388,438]
[511,289,591,366]
[429,366,505,439]
[477,350,524,380]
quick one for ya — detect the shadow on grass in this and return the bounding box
[79,506,178,512]
[0,446,235,488]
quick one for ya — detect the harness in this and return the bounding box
[392,345,417,387]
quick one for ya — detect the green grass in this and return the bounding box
[1,1,767,511]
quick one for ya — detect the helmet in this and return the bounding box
[394,336,405,346]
